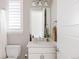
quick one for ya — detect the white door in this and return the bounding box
[57,0,79,59]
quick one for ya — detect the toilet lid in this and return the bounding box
[6,58,17,59]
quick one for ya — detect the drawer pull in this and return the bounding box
[40,55,44,59]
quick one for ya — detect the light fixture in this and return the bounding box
[32,0,48,7]
[44,1,48,7]
[32,1,37,6]
[38,1,42,6]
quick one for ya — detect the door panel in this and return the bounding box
[44,54,56,59]
[57,0,79,59]
[29,54,40,59]
[57,0,79,25]
[58,26,79,59]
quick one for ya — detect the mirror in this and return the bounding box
[30,8,51,40]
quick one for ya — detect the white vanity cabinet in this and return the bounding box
[27,42,56,59]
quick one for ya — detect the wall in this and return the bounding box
[0,0,7,9]
[50,0,57,27]
[51,0,57,19]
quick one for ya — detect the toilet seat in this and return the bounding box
[6,58,17,59]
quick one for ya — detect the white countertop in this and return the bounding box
[27,41,56,48]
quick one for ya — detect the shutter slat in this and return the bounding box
[8,0,23,32]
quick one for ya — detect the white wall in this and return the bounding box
[50,0,57,27]
[0,0,7,9]
[51,0,57,19]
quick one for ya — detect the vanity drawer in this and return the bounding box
[28,48,56,54]
[28,54,56,59]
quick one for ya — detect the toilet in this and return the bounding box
[6,45,21,59]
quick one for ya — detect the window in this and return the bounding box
[8,0,23,32]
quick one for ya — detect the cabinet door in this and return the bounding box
[29,54,40,59]
[44,54,56,59]
[28,54,56,59]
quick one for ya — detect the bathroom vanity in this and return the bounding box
[27,41,56,59]
[28,2,57,59]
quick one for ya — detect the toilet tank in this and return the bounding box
[6,45,21,58]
